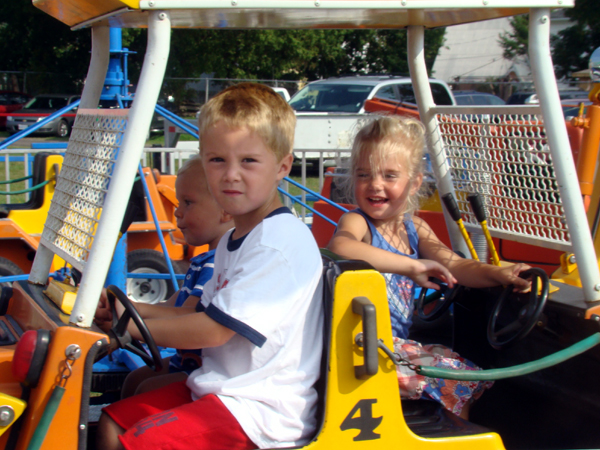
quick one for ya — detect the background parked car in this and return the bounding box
[288,75,455,114]
[6,94,80,137]
[453,90,505,105]
[507,91,538,105]
[0,91,32,129]
[272,87,291,102]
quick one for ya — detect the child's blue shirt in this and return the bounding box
[353,209,419,339]
[169,250,215,373]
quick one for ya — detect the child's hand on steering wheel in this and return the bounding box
[496,263,532,292]
[94,288,114,333]
[410,259,457,291]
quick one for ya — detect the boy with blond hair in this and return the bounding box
[97,83,324,450]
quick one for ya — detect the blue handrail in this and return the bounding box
[137,163,180,291]
[155,104,200,138]
[0,100,81,150]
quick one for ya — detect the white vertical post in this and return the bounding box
[407,25,469,257]
[529,9,600,302]
[29,25,111,286]
[70,11,172,327]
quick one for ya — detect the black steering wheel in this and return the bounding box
[106,285,163,372]
[416,279,464,321]
[487,268,549,350]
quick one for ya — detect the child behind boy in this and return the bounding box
[117,154,234,398]
[96,83,324,450]
[328,115,531,418]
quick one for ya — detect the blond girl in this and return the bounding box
[328,115,531,418]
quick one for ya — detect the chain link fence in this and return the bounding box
[160,77,303,116]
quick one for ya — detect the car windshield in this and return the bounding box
[289,84,372,112]
[23,96,70,110]
[0,93,26,105]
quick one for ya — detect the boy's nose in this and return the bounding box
[223,163,241,182]
[174,206,182,219]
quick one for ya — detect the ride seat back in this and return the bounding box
[0,152,56,216]
[306,254,503,449]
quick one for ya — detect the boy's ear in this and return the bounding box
[277,154,294,180]
[410,172,423,195]
[221,210,233,224]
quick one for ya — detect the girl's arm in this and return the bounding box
[328,212,456,290]
[414,216,531,290]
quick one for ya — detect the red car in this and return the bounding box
[0,91,32,129]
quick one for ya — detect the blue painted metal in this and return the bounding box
[137,163,179,291]
[30,143,69,149]
[278,188,336,227]
[105,233,127,292]
[0,100,80,150]
[154,104,199,137]
[283,176,349,212]
[101,28,135,106]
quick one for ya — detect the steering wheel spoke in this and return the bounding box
[487,268,549,350]
[493,319,523,338]
[416,279,463,322]
[106,285,163,372]
[124,339,155,367]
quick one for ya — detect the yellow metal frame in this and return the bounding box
[307,268,504,449]
[8,154,62,236]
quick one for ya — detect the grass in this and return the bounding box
[0,160,27,204]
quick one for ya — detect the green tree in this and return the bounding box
[0,0,91,94]
[497,2,600,80]
[167,28,445,80]
[551,0,600,79]
[498,15,529,61]
[0,1,445,93]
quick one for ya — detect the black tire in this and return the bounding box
[0,257,24,288]
[57,119,71,138]
[126,249,182,304]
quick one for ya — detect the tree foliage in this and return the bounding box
[0,0,91,93]
[167,28,445,80]
[551,0,600,79]
[498,15,529,61]
[497,1,600,79]
[0,0,445,94]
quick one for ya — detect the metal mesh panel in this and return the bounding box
[41,109,128,269]
[434,111,569,250]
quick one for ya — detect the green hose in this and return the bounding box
[26,385,65,450]
[417,332,600,381]
[0,175,33,185]
[0,179,50,195]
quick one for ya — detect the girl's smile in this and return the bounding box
[354,153,421,224]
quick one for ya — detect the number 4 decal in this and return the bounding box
[340,399,382,441]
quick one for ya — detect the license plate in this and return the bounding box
[17,124,29,130]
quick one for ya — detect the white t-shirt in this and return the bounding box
[186,208,324,448]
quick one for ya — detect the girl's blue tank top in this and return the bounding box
[353,209,420,339]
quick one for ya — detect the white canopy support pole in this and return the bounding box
[29,25,111,286]
[529,8,600,302]
[70,11,172,327]
[407,24,469,257]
